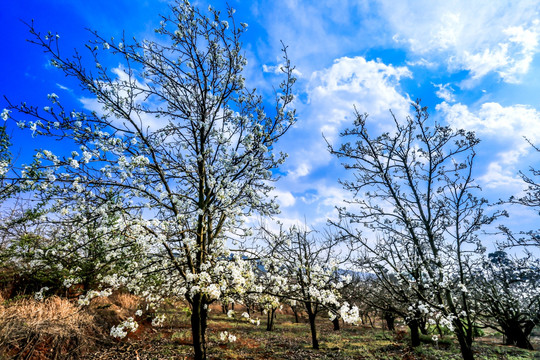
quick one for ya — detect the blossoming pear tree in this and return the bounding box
[260,224,359,349]
[3,1,296,358]
[328,102,504,360]
[352,255,424,339]
[474,251,540,349]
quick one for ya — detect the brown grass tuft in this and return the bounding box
[0,296,101,359]
[89,291,141,312]
[88,292,143,332]
[111,292,140,311]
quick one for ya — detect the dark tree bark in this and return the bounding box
[308,311,319,350]
[384,311,395,331]
[419,317,428,335]
[408,319,421,347]
[266,308,276,331]
[302,302,320,349]
[503,320,535,350]
[453,318,475,360]
[332,317,340,331]
[292,305,300,323]
[190,294,208,360]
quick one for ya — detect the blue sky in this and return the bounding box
[2,0,540,242]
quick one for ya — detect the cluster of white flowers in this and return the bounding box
[205,283,221,300]
[34,287,49,301]
[1,109,10,121]
[110,317,139,338]
[77,289,113,306]
[63,276,81,288]
[47,93,59,103]
[439,316,455,331]
[218,331,237,343]
[101,273,126,288]
[69,159,80,169]
[151,314,166,327]
[338,302,360,324]
[0,160,9,177]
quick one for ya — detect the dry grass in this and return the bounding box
[87,292,145,335]
[0,296,101,359]
[89,291,140,312]
[108,292,140,311]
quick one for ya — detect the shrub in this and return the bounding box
[0,296,102,359]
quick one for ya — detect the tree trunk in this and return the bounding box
[455,332,475,360]
[454,320,475,360]
[366,313,374,327]
[332,317,340,331]
[515,336,534,350]
[293,307,300,323]
[503,321,535,350]
[384,312,395,331]
[408,319,420,347]
[266,308,276,331]
[419,317,428,335]
[308,311,319,349]
[190,294,208,360]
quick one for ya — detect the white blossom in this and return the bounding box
[1,109,10,121]
[34,287,49,301]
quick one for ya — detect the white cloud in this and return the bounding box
[262,63,303,78]
[438,101,540,143]
[254,0,389,75]
[308,56,411,127]
[288,162,311,179]
[438,101,540,191]
[405,58,437,68]
[272,180,351,229]
[270,189,296,208]
[459,45,509,80]
[478,162,524,191]
[433,83,455,103]
[277,56,411,187]
[381,0,540,84]
[270,56,411,227]
[56,83,71,91]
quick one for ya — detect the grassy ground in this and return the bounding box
[1,295,538,359]
[79,304,539,360]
